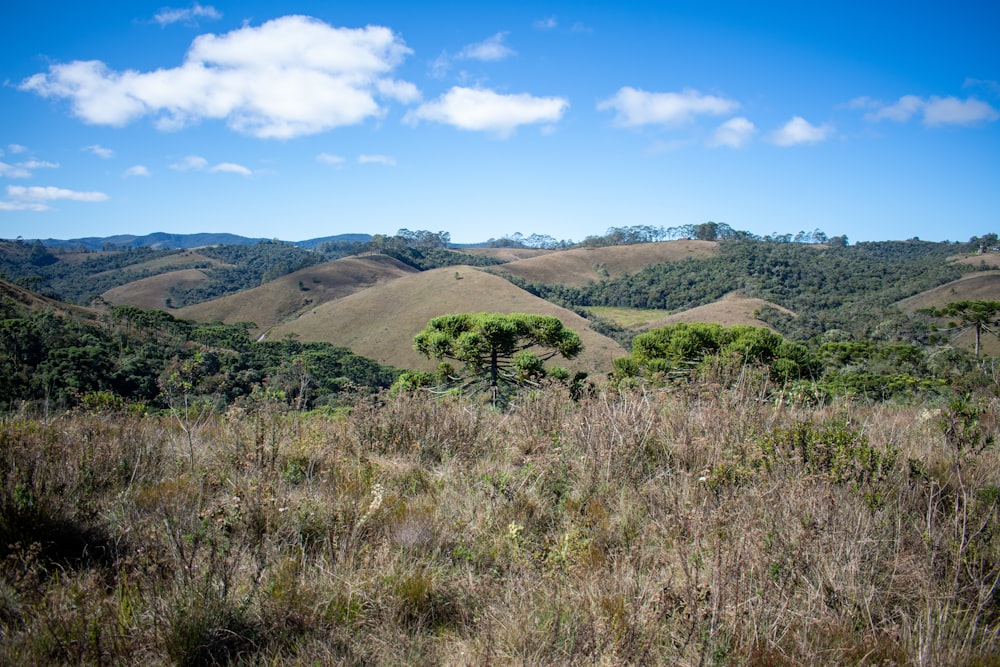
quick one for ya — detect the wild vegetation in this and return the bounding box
[2,229,999,663]
[2,366,998,664]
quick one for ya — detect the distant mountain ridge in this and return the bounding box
[37,232,372,251]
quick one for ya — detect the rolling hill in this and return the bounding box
[493,240,719,286]
[640,292,797,331]
[269,266,627,376]
[102,268,212,310]
[173,254,418,332]
[896,271,1000,356]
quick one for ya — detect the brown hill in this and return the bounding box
[641,292,796,331]
[460,247,554,262]
[951,253,1000,269]
[102,268,211,311]
[896,271,1000,312]
[0,277,101,322]
[92,249,225,278]
[269,266,627,376]
[494,240,719,286]
[174,254,418,331]
[896,272,1000,356]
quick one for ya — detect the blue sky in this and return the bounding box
[1,1,997,244]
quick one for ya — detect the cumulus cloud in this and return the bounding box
[406,86,568,137]
[153,2,222,27]
[20,15,418,139]
[170,154,251,175]
[123,165,150,177]
[709,117,756,148]
[316,153,345,166]
[1,185,109,211]
[457,32,516,61]
[854,94,999,126]
[84,144,115,159]
[358,154,396,166]
[598,87,739,127]
[769,116,832,146]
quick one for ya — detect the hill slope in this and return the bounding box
[494,240,719,286]
[270,266,627,376]
[174,254,418,331]
[896,271,1000,356]
[102,268,212,310]
[641,292,797,331]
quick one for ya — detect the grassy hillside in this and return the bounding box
[102,268,212,310]
[0,276,100,322]
[271,266,627,376]
[897,271,1000,356]
[494,239,719,286]
[175,254,418,332]
[640,291,797,331]
[460,247,555,262]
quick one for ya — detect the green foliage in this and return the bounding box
[618,322,818,383]
[413,312,582,403]
[924,299,1000,357]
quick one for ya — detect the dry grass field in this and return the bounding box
[897,271,1000,357]
[0,277,101,323]
[2,375,997,665]
[952,253,1000,269]
[92,250,226,278]
[494,240,720,287]
[102,268,212,311]
[459,247,554,262]
[641,292,796,331]
[270,266,627,377]
[174,255,418,332]
[586,306,676,328]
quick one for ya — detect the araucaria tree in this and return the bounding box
[929,300,1000,358]
[413,313,582,403]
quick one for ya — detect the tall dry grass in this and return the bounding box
[0,374,997,665]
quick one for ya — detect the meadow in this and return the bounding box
[2,367,997,665]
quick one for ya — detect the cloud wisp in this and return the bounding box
[769,116,832,146]
[405,86,568,137]
[0,185,109,211]
[358,154,397,166]
[0,158,59,179]
[152,3,222,27]
[598,87,739,127]
[457,32,516,61]
[123,165,150,177]
[84,144,114,159]
[169,155,253,175]
[21,16,419,139]
[853,94,999,126]
[709,117,756,148]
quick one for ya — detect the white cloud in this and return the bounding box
[769,116,832,146]
[123,165,150,177]
[405,86,568,137]
[84,144,115,159]
[19,159,59,170]
[316,153,345,166]
[0,158,58,178]
[0,162,31,178]
[358,154,396,166]
[457,32,516,61]
[598,87,739,127]
[533,17,557,30]
[709,117,756,148]
[209,162,252,176]
[2,184,109,210]
[170,154,251,175]
[857,94,999,126]
[153,2,222,27]
[170,155,209,171]
[21,16,417,139]
[7,144,27,154]
[923,96,999,125]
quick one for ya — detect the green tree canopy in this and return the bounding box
[413,312,582,403]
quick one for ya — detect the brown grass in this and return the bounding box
[102,268,211,310]
[494,240,720,287]
[459,247,555,262]
[175,254,418,332]
[952,253,1000,269]
[91,250,227,278]
[897,272,1000,357]
[0,277,102,322]
[2,373,998,665]
[270,266,628,377]
[641,291,796,331]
